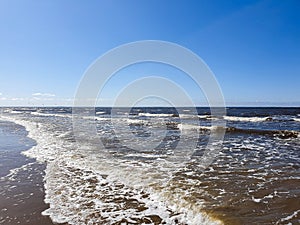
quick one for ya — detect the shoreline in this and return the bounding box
[0,119,55,225]
[1,108,299,224]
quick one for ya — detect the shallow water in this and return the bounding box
[0,107,299,225]
[0,120,54,225]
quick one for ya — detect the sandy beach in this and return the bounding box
[0,120,54,225]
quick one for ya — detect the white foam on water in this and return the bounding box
[177,123,199,130]
[95,111,106,115]
[0,114,223,225]
[139,112,174,117]
[224,116,268,122]
[31,111,72,118]
[275,209,300,224]
[293,118,300,122]
[198,115,210,119]
[0,162,37,182]
[125,118,150,124]
[10,110,24,114]
[179,114,198,119]
[177,123,215,131]
[41,158,221,225]
[198,115,270,123]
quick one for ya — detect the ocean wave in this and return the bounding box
[198,115,300,124]
[293,118,300,122]
[1,114,222,225]
[139,112,176,117]
[177,122,299,139]
[31,111,72,118]
[224,116,268,122]
[225,127,299,139]
[197,115,269,122]
[95,111,106,115]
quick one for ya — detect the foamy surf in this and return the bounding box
[0,114,222,225]
[223,115,268,122]
[1,107,299,225]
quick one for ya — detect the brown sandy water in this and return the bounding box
[200,167,300,225]
[165,135,300,225]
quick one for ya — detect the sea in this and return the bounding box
[0,107,299,225]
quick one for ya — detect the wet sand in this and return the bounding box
[0,163,55,225]
[0,120,55,225]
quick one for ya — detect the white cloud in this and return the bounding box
[32,92,56,97]
[11,97,25,101]
[0,93,2,96]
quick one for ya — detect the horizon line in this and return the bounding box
[1,105,300,108]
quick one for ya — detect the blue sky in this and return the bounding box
[0,0,299,106]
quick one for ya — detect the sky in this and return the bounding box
[0,0,299,107]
